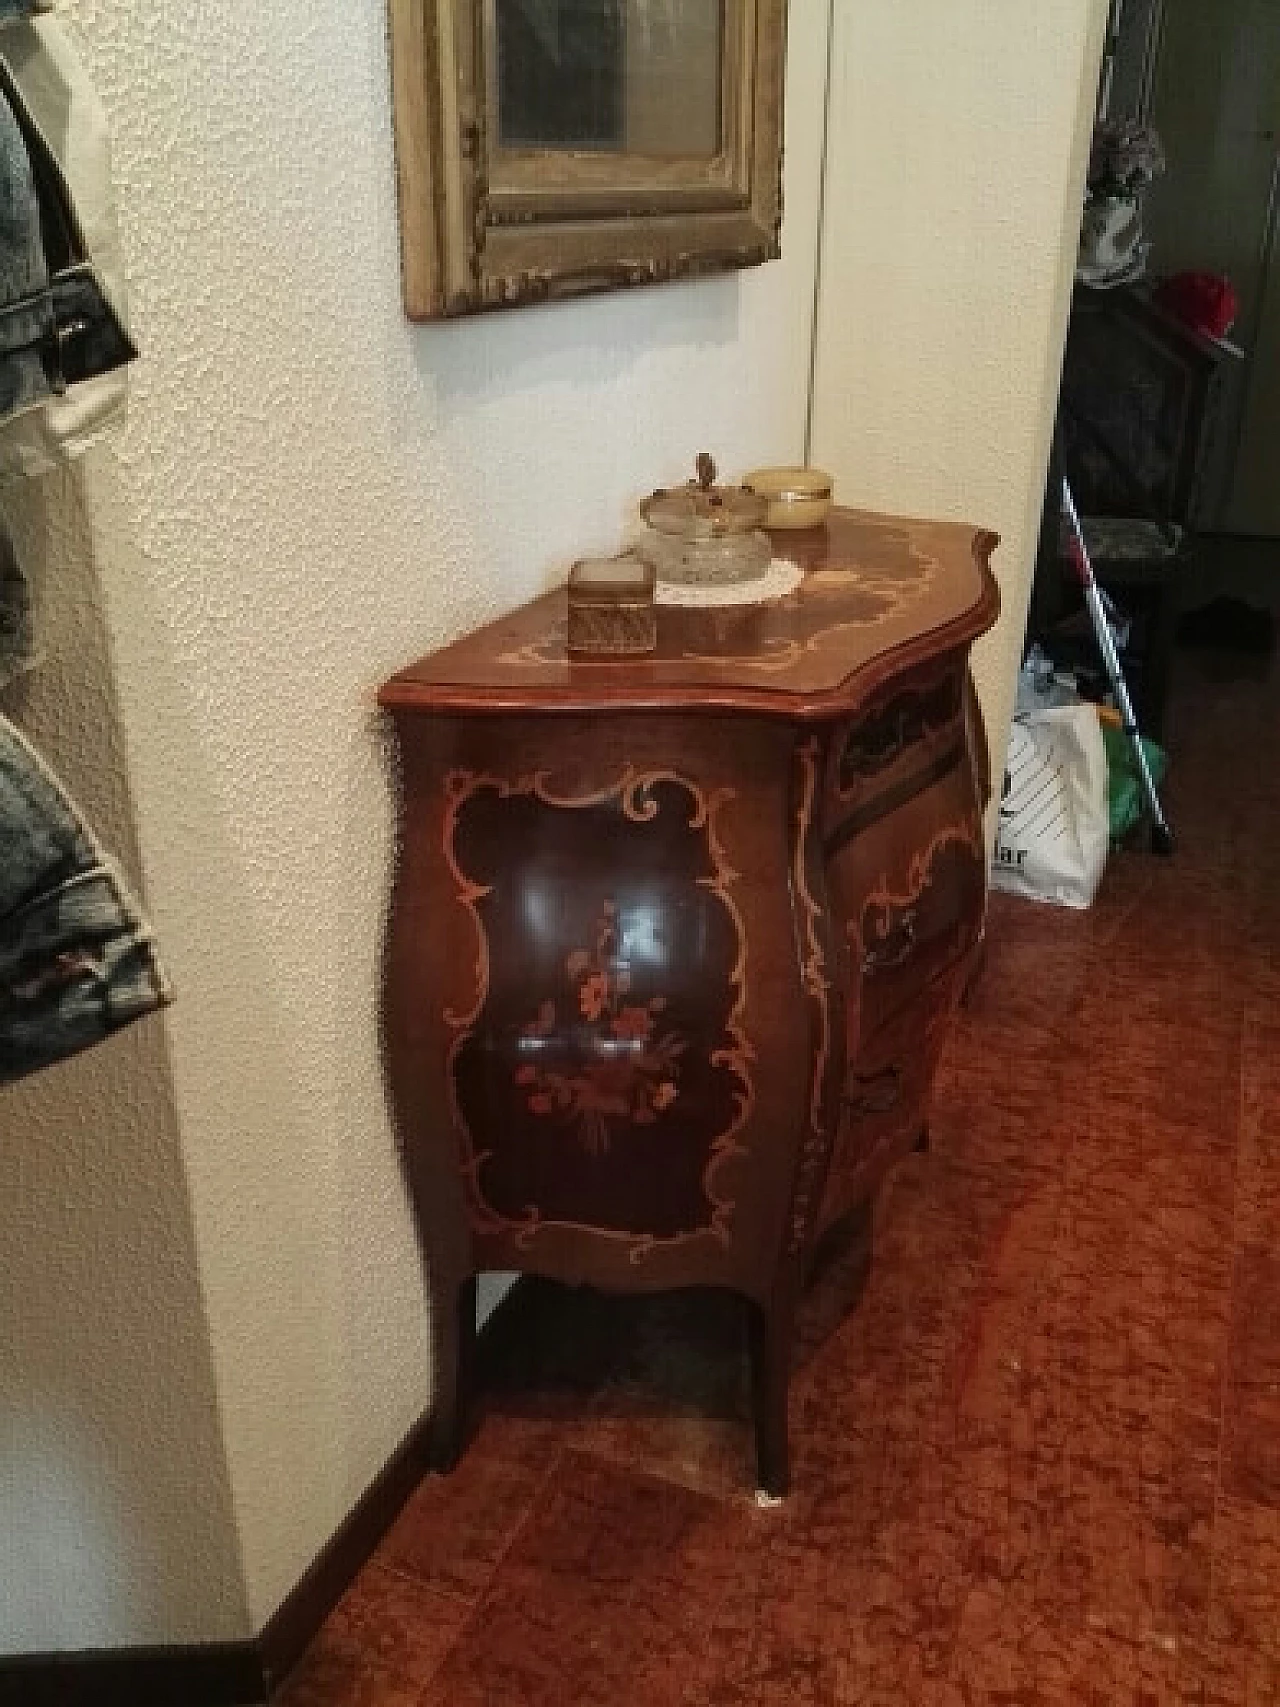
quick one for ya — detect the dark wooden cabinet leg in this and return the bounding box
[748,1293,796,1500]
[429,1273,477,1472]
[1143,575,1179,744]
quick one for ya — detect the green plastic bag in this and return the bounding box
[1103,724,1167,842]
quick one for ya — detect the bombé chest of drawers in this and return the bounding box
[380,508,999,1496]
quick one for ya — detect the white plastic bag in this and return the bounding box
[992,707,1109,909]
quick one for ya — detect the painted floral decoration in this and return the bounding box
[515,901,685,1155]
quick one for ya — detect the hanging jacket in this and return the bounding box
[0,12,134,478]
[0,13,165,1085]
[0,521,30,685]
[0,51,53,422]
[0,710,171,1084]
[0,33,134,430]
[0,16,137,682]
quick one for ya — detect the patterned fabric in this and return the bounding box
[0,712,172,1084]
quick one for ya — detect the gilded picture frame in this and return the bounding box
[388,1,788,320]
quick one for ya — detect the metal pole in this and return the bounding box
[802,0,837,468]
[1061,477,1174,854]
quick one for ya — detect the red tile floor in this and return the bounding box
[283,590,1280,1706]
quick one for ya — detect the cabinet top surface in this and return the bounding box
[379,509,1000,720]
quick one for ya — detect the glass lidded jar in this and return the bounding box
[637,453,772,587]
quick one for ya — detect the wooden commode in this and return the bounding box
[379,508,1000,1496]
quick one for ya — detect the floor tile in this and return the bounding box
[1223,1246,1280,1507]
[275,1565,469,1706]
[376,1444,550,1602]
[1236,1009,1280,1250]
[419,1452,759,1707]
[1209,1498,1280,1663]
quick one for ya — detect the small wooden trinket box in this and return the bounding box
[567,552,657,658]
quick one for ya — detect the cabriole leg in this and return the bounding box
[429,1272,477,1472]
[748,1290,797,1501]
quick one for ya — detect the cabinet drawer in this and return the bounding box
[817,969,961,1237]
[827,756,986,1047]
[824,664,966,841]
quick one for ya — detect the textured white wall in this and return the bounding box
[0,469,248,1650]
[2,0,831,1649]
[810,0,1110,808]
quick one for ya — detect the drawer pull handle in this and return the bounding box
[862,910,917,976]
[845,1064,902,1117]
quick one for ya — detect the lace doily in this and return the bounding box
[654,558,805,609]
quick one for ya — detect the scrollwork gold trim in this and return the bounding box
[786,736,839,1256]
[849,812,988,971]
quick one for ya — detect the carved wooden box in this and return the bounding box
[380,509,999,1495]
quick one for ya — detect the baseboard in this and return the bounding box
[0,1645,266,1707]
[0,1405,435,1707]
[1,1278,528,1706]
[256,1402,437,1694]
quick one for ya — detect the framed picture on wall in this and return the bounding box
[388,0,788,320]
